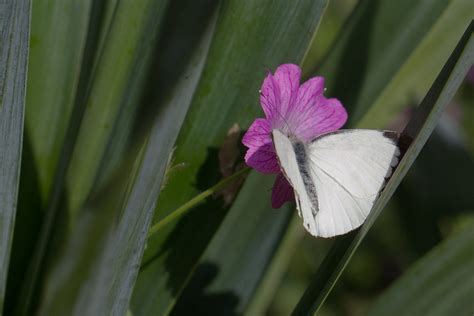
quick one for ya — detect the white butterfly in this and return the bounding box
[272,129,402,238]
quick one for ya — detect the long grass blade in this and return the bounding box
[0,0,30,312]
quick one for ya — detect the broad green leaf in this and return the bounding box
[316,0,450,126]
[367,223,474,316]
[132,1,329,314]
[0,0,30,311]
[292,21,474,316]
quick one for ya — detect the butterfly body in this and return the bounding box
[272,129,401,237]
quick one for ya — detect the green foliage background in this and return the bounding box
[0,0,472,315]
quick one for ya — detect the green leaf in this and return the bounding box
[171,172,294,315]
[316,0,450,126]
[367,223,474,316]
[37,4,218,315]
[24,0,94,200]
[0,0,30,311]
[358,0,474,128]
[245,216,305,316]
[65,0,169,220]
[132,1,328,315]
[35,4,219,316]
[5,1,96,312]
[292,21,474,316]
[16,0,170,314]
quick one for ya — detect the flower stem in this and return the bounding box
[147,166,251,238]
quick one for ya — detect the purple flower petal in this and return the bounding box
[260,74,280,119]
[271,174,295,208]
[294,76,325,112]
[260,64,301,122]
[272,64,301,115]
[242,118,280,173]
[294,97,347,141]
[242,118,272,149]
[244,143,280,174]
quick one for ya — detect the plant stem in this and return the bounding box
[147,166,251,238]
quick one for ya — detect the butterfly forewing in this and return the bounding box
[272,130,319,235]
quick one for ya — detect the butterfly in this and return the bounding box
[272,129,402,238]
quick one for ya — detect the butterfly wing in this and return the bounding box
[272,129,401,238]
[272,130,319,234]
[307,130,401,237]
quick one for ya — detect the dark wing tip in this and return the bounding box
[382,131,412,157]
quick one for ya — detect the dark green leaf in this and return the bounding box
[171,172,293,315]
[367,223,474,316]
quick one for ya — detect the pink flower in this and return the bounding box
[242,64,348,208]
